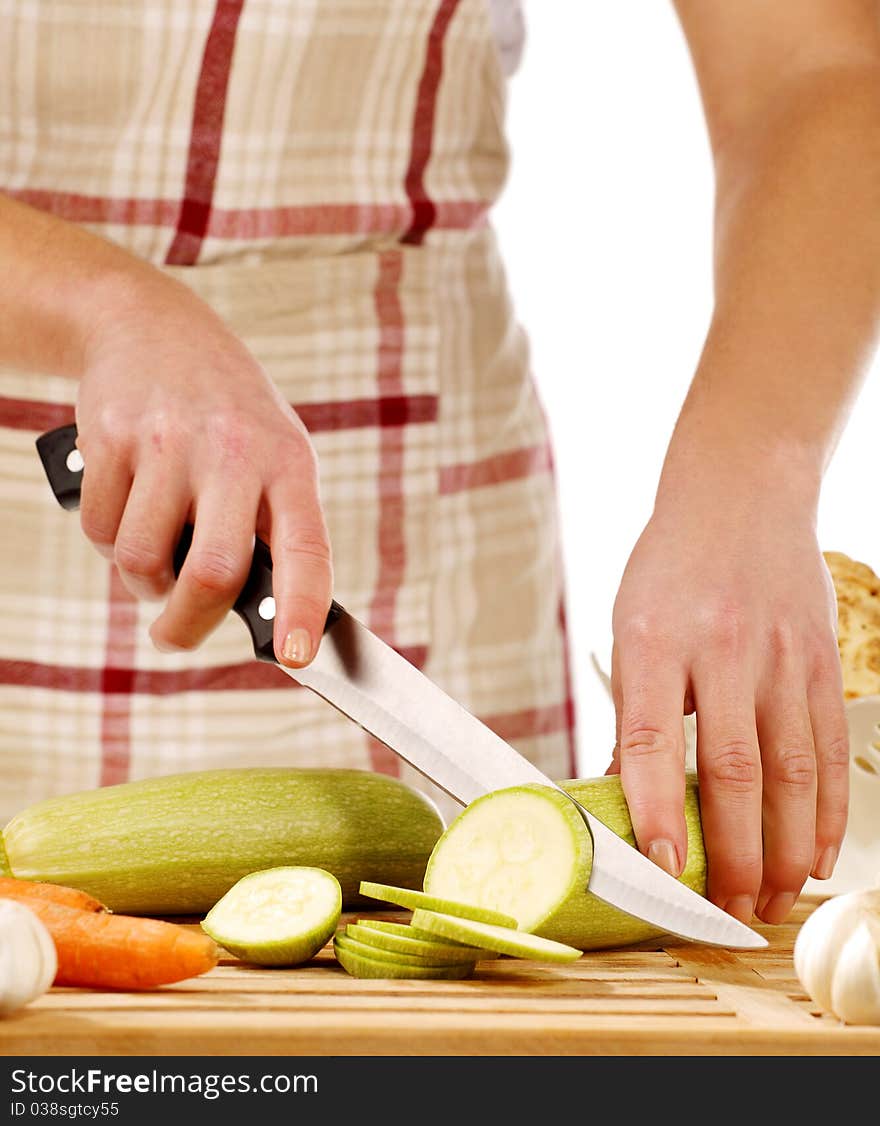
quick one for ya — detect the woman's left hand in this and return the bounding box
[609,470,850,925]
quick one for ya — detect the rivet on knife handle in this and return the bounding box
[35,423,344,663]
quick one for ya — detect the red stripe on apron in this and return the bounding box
[439,442,553,495]
[0,646,428,694]
[0,399,74,433]
[99,567,138,786]
[401,0,462,246]
[165,0,244,266]
[365,250,407,776]
[362,0,460,773]
[0,395,437,434]
[6,190,181,227]
[7,190,488,238]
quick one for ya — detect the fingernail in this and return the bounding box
[282,628,313,666]
[812,846,838,881]
[759,892,797,924]
[150,633,184,654]
[647,839,680,877]
[723,895,755,923]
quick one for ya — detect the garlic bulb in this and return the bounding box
[0,900,57,1015]
[794,889,880,1024]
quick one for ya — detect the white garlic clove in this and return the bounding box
[794,891,865,1012]
[0,900,57,1016]
[30,909,58,999]
[831,916,880,1026]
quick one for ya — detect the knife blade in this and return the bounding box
[36,423,767,950]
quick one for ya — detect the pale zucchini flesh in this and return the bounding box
[2,768,444,915]
[423,774,707,951]
[202,866,341,966]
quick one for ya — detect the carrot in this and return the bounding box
[0,876,106,913]
[7,898,218,989]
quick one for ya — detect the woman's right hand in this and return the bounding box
[75,272,332,668]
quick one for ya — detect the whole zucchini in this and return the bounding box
[2,768,444,915]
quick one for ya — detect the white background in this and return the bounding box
[493,4,880,778]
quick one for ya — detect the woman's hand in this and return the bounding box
[75,273,332,667]
[0,194,331,667]
[609,465,850,926]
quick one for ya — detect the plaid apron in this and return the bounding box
[0,0,576,824]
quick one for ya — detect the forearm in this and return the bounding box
[0,194,195,378]
[658,64,880,511]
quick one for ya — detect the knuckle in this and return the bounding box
[705,740,759,791]
[809,643,845,688]
[95,403,128,439]
[208,411,252,462]
[765,746,816,791]
[115,537,168,582]
[287,592,333,626]
[619,724,681,762]
[145,410,185,454]
[766,619,797,663]
[819,730,851,775]
[80,509,116,550]
[266,442,320,491]
[187,549,246,597]
[278,527,332,568]
[713,851,763,887]
[705,606,748,654]
[615,615,658,647]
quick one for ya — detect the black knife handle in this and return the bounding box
[36,423,344,663]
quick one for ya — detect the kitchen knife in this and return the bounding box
[36,423,767,950]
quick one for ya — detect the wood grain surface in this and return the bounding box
[2,897,878,1056]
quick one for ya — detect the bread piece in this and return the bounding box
[824,550,880,698]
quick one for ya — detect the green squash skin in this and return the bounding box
[2,768,444,915]
[0,832,10,877]
[424,773,706,952]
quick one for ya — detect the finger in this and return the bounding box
[614,633,688,877]
[78,442,132,561]
[114,458,189,601]
[692,656,763,922]
[150,483,259,651]
[606,642,623,775]
[268,481,333,669]
[754,674,816,924]
[807,646,850,881]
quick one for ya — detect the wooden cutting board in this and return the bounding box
[2,897,878,1056]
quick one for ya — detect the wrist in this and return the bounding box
[79,264,215,366]
[654,425,823,522]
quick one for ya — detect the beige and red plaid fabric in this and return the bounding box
[0,0,576,825]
